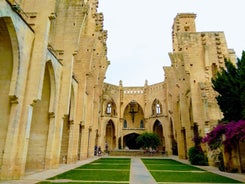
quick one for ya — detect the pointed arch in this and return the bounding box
[105,120,116,151]
[25,62,52,171]
[2,17,20,97]
[46,61,56,113]
[123,133,140,149]
[0,17,17,168]
[152,99,163,116]
[123,100,144,128]
[153,120,164,149]
[105,98,117,117]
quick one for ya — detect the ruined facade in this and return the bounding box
[100,13,245,172]
[0,0,109,179]
[0,0,244,180]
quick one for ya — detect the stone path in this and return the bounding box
[0,156,245,184]
[130,157,157,184]
[0,157,99,184]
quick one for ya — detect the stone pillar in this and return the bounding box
[1,99,20,179]
[45,112,56,169]
[66,120,73,164]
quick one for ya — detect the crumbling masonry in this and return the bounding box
[0,0,244,180]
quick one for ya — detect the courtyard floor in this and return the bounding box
[0,156,245,184]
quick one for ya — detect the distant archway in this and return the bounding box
[0,17,14,169]
[123,100,144,129]
[105,120,116,151]
[123,133,140,149]
[26,63,51,171]
[153,120,164,149]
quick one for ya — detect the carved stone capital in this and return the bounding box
[9,95,18,104]
[49,112,55,118]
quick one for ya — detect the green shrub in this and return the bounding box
[136,132,161,149]
[188,146,208,166]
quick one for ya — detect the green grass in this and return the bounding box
[48,169,129,181]
[42,158,130,183]
[142,158,242,183]
[92,157,131,163]
[142,158,202,171]
[151,171,241,183]
[77,158,130,170]
[38,182,128,184]
[77,163,130,169]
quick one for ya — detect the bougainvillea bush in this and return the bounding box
[203,120,245,152]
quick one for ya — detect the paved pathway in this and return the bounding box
[1,156,245,184]
[130,157,157,184]
[0,157,99,184]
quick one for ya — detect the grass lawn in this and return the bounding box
[38,182,128,184]
[142,158,242,183]
[48,169,129,181]
[38,158,130,184]
[77,158,130,170]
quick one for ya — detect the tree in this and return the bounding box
[211,52,245,121]
[203,52,245,172]
[136,132,161,149]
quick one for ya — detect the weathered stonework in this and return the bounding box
[0,1,244,180]
[0,0,108,180]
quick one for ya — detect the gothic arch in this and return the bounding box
[123,100,144,128]
[123,132,140,149]
[2,17,20,97]
[0,17,18,169]
[152,98,163,116]
[153,120,164,149]
[105,120,116,151]
[46,61,57,113]
[25,62,53,171]
[104,98,117,117]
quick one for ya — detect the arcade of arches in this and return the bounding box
[1,0,245,180]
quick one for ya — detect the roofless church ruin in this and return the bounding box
[0,0,244,180]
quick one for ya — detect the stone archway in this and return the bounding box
[25,64,51,171]
[153,120,164,150]
[0,17,13,169]
[105,120,116,151]
[123,100,144,129]
[123,133,140,149]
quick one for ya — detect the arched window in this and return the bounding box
[123,120,127,128]
[106,103,112,114]
[152,99,162,116]
[156,103,161,114]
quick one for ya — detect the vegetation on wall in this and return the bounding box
[211,51,245,121]
[203,51,245,171]
[203,120,245,152]
[188,135,208,166]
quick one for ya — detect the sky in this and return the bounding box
[98,0,245,86]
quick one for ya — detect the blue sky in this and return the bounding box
[98,0,245,86]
